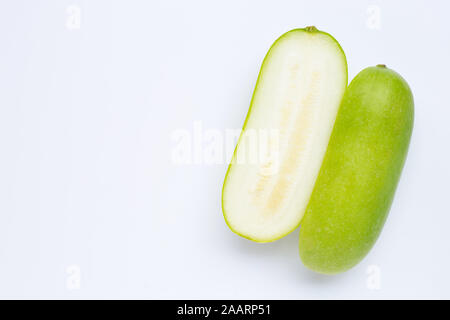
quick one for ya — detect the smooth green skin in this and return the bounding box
[222,27,348,242]
[299,66,414,274]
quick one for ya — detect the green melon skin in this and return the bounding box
[299,65,414,274]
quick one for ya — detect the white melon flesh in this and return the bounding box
[222,28,347,242]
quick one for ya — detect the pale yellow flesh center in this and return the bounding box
[262,71,319,213]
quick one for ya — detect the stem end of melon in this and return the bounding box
[305,26,319,33]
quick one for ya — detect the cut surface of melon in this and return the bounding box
[222,28,347,242]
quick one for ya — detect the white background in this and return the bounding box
[0,0,449,299]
